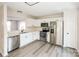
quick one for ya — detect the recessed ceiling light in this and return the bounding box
[25,2,39,6]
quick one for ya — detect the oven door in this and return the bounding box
[40,31,47,42]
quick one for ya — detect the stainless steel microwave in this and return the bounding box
[41,23,48,27]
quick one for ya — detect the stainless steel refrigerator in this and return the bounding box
[50,21,57,44]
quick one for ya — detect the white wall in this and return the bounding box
[11,21,19,31]
[7,7,27,21]
[77,9,79,52]
[0,5,3,56]
[64,8,77,49]
[0,4,8,56]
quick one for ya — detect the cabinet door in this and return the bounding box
[32,32,36,41]
[32,32,40,40]
[36,32,40,40]
[20,33,33,47]
[27,33,33,43]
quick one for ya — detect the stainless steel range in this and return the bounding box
[40,23,49,42]
[40,31,47,42]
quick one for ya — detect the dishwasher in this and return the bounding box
[7,35,20,52]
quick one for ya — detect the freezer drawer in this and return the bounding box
[8,35,20,52]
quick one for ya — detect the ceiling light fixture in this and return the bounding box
[25,2,39,6]
[17,10,23,13]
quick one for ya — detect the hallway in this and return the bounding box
[8,40,79,57]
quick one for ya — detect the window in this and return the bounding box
[7,21,11,32]
[18,21,26,30]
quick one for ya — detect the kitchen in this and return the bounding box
[0,2,78,57]
[6,5,63,54]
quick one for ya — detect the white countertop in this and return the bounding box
[8,27,42,37]
[8,31,20,37]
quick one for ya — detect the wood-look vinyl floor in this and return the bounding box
[0,54,2,57]
[8,40,79,57]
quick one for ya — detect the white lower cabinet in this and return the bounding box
[20,33,32,47]
[20,31,40,47]
[32,31,40,41]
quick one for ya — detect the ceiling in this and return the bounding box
[2,2,79,17]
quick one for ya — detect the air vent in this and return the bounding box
[25,2,39,6]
